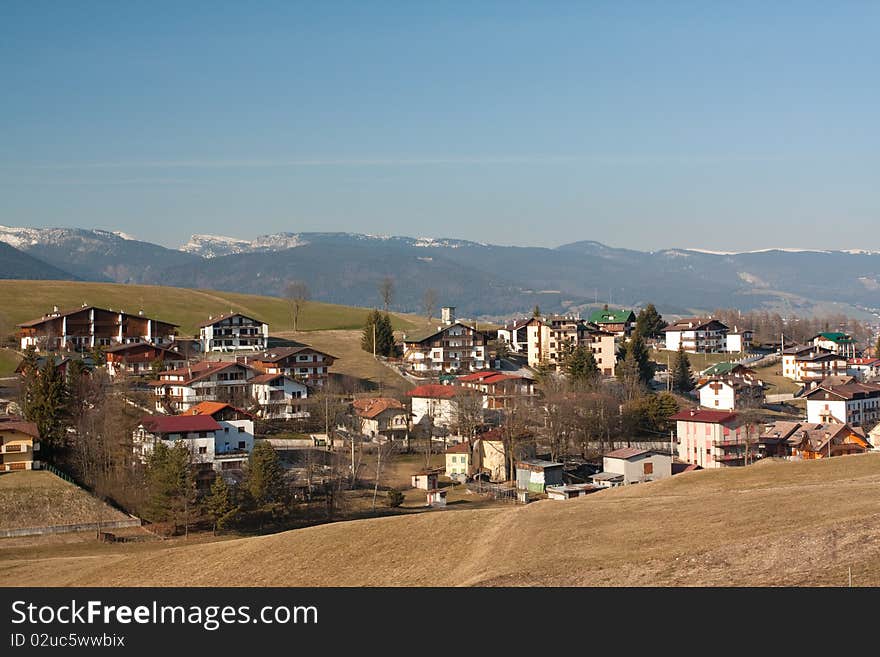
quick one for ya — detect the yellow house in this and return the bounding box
[0,418,41,472]
[445,442,472,481]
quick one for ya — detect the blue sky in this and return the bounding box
[1,1,878,250]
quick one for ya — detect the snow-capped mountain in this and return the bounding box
[0,224,198,283]
[181,232,311,258]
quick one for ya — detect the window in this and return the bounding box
[643,462,653,475]
[224,427,229,433]
[198,432,207,438]
[238,441,246,449]
[238,426,245,433]
[198,446,207,454]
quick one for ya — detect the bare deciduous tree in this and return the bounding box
[285,280,310,332]
[422,288,438,322]
[378,276,394,312]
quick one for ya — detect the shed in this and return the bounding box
[515,459,564,493]
[546,483,601,500]
[411,469,441,490]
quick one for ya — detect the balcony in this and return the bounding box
[1,444,26,454]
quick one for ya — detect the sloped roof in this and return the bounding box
[803,382,880,401]
[198,312,266,328]
[662,318,729,332]
[19,306,178,328]
[588,309,635,324]
[406,384,462,399]
[138,415,221,434]
[352,397,406,419]
[153,360,246,386]
[0,418,40,439]
[402,321,490,344]
[604,447,650,460]
[670,409,738,424]
[251,345,337,362]
[185,401,253,419]
[445,442,470,454]
[813,332,854,344]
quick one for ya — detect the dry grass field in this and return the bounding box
[0,470,132,530]
[0,280,424,338]
[4,453,880,587]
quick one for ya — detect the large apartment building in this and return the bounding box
[19,305,178,352]
[803,382,880,426]
[525,315,616,375]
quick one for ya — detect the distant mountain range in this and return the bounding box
[1,225,879,320]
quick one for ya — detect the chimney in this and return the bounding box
[441,306,456,325]
[689,409,696,416]
[138,309,144,316]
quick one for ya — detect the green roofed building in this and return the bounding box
[811,332,857,359]
[587,309,636,337]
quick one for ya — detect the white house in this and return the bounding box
[725,328,754,353]
[662,318,729,353]
[248,373,309,419]
[134,414,221,466]
[696,376,765,411]
[591,448,672,487]
[803,382,880,427]
[150,361,254,413]
[184,402,255,474]
[811,332,857,359]
[781,345,847,383]
[199,312,269,353]
[847,358,880,382]
[406,384,478,430]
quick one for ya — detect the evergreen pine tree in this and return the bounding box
[672,344,694,392]
[617,345,641,399]
[629,333,656,385]
[565,345,599,386]
[23,358,70,459]
[244,441,287,509]
[145,441,197,533]
[532,305,541,318]
[361,309,381,355]
[635,303,667,339]
[205,474,240,534]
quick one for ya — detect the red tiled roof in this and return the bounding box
[669,409,738,424]
[406,384,461,399]
[138,415,221,434]
[153,361,246,385]
[848,358,880,366]
[604,447,650,460]
[445,442,470,454]
[352,397,406,419]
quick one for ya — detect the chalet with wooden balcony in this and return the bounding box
[150,361,255,414]
[810,332,857,359]
[19,305,178,352]
[402,318,491,374]
[803,382,880,426]
[758,420,869,460]
[0,417,40,472]
[662,318,730,353]
[456,371,537,410]
[199,312,269,352]
[104,342,188,378]
[696,375,765,411]
[244,344,336,387]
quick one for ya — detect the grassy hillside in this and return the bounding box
[0,471,130,531]
[0,280,424,338]
[4,454,880,586]
[0,349,21,377]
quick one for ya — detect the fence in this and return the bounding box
[466,480,517,502]
[0,518,142,539]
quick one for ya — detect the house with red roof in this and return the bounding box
[133,412,253,486]
[352,397,409,442]
[406,384,470,429]
[847,357,880,382]
[670,408,760,468]
[185,402,255,469]
[248,373,309,419]
[244,344,337,387]
[457,371,536,409]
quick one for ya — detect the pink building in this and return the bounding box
[670,409,760,469]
